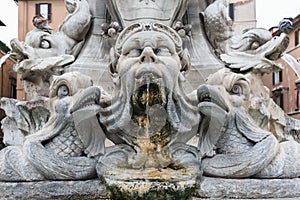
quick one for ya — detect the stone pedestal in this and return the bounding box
[104,179,197,200]
[196,176,300,199]
[0,180,109,200]
[3,177,300,199]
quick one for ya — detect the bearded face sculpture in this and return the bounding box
[97,23,201,183]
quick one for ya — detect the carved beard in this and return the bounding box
[99,65,200,145]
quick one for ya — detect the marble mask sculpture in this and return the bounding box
[95,23,202,198]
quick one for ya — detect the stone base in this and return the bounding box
[2,177,300,199]
[104,179,197,200]
[0,179,109,200]
[196,176,300,199]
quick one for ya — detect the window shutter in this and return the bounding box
[295,88,299,110]
[9,78,16,99]
[295,30,299,46]
[35,4,40,15]
[280,93,284,109]
[48,3,52,22]
[279,70,282,82]
[229,3,234,21]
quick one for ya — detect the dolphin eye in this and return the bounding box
[57,85,69,97]
[231,84,242,95]
[40,39,51,49]
[250,41,260,50]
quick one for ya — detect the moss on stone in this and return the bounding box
[106,181,195,200]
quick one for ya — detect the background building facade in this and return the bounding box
[262,14,300,119]
[229,0,256,33]
[0,51,17,148]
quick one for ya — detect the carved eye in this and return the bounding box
[126,49,142,57]
[154,47,171,56]
[250,41,260,50]
[57,85,69,97]
[231,84,242,95]
[40,39,51,49]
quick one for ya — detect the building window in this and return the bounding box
[9,78,16,99]
[273,92,284,109]
[273,71,282,85]
[295,88,299,111]
[36,3,52,21]
[295,29,300,46]
[228,3,234,21]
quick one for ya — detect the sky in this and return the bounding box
[256,0,300,29]
[0,0,299,48]
[0,0,18,48]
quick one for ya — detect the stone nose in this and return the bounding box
[139,47,158,63]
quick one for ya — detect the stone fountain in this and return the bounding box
[2,0,300,199]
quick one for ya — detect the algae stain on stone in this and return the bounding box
[106,181,196,200]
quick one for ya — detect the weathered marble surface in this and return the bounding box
[0,180,109,200]
[196,176,300,199]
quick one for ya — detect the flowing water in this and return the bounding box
[281,53,300,78]
[145,76,151,170]
[145,76,151,138]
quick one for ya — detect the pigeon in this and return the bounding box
[278,17,293,34]
[32,15,53,33]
